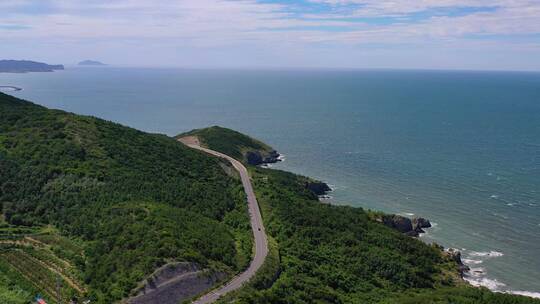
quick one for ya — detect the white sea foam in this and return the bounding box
[277,154,286,161]
[464,265,540,299]
[464,276,506,290]
[461,249,513,293]
[506,203,516,206]
[490,194,499,199]
[508,291,540,299]
[462,258,483,265]
[464,267,504,291]
[468,267,486,277]
[469,251,504,258]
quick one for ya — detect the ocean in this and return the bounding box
[1,67,539,297]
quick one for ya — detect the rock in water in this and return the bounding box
[306,181,332,196]
[263,150,281,163]
[382,215,415,235]
[411,217,431,234]
[413,217,432,229]
[381,215,434,237]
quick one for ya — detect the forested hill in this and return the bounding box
[0,93,252,303]
[1,93,537,304]
[179,126,539,304]
[179,126,280,165]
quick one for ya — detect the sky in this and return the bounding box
[1,0,540,71]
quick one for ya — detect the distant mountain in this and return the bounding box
[0,60,64,73]
[78,60,107,66]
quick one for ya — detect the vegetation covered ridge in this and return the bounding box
[183,126,539,304]
[178,126,281,166]
[1,93,537,303]
[0,93,252,303]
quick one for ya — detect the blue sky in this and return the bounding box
[1,0,539,70]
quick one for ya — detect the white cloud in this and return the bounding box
[0,0,539,69]
[308,0,537,16]
[1,0,537,40]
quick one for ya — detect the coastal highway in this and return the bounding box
[178,136,269,304]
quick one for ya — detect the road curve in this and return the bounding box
[179,139,269,304]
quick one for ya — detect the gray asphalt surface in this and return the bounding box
[182,142,269,304]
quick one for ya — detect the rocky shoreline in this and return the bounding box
[380,214,432,237]
[245,146,524,295]
[379,214,472,278]
[256,147,472,279]
[248,146,537,297]
[444,248,471,277]
[246,150,281,166]
[253,148,333,199]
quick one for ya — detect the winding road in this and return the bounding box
[178,137,269,304]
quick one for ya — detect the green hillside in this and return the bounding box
[0,93,252,303]
[179,126,278,165]
[0,94,537,304]
[195,127,540,304]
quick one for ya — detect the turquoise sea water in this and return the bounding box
[1,67,539,296]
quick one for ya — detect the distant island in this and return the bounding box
[0,60,64,73]
[78,60,107,66]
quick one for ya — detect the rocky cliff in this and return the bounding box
[381,215,432,237]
